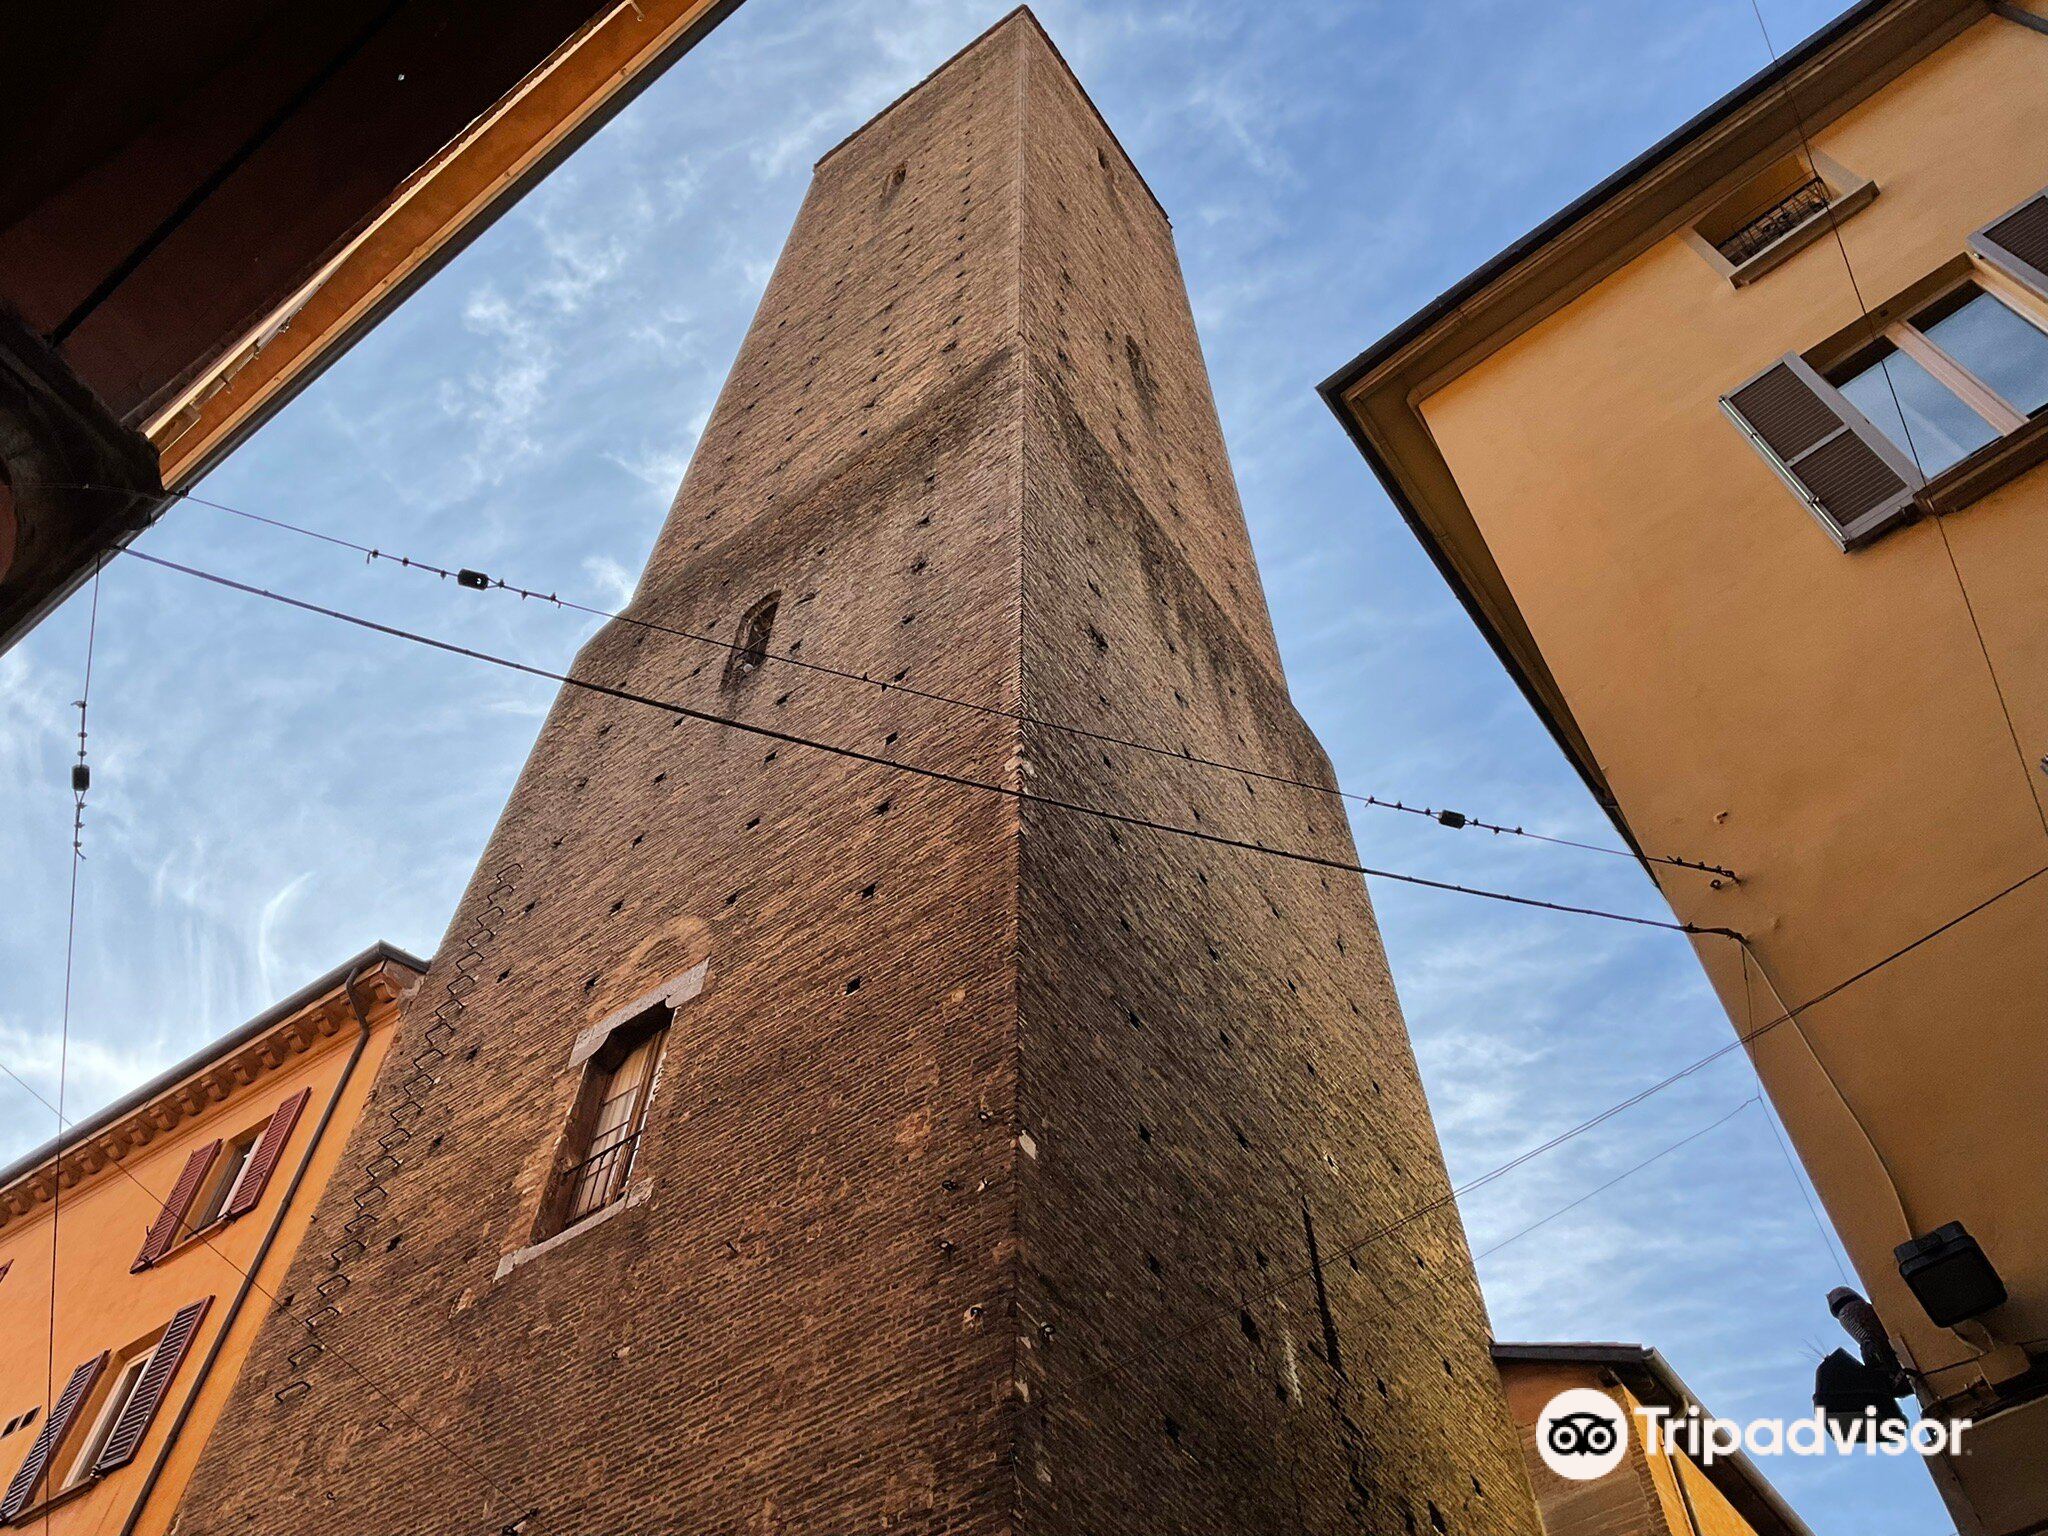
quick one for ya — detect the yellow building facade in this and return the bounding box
[1328,2,2048,1531]
[0,944,420,1534]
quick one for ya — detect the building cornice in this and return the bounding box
[1323,0,1983,410]
[0,943,425,1229]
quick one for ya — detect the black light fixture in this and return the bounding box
[1896,1222,2008,1328]
[1813,1349,1908,1437]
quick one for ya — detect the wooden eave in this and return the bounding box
[146,0,741,491]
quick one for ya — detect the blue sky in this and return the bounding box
[1,1,1950,1528]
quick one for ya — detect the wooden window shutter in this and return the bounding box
[0,1352,106,1520]
[1722,353,1921,547]
[132,1141,221,1272]
[221,1088,310,1221]
[1972,189,2048,296]
[90,1297,213,1477]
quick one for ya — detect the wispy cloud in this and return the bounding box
[582,554,639,610]
[0,2,1933,1526]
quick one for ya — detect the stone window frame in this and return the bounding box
[495,961,708,1281]
[1684,148,1877,288]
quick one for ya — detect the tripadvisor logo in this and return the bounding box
[1534,1388,1974,1482]
[1537,1389,1629,1481]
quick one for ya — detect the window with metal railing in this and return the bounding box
[1687,150,1876,287]
[1715,175,1833,267]
[540,1014,667,1238]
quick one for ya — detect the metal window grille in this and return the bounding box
[554,1130,642,1227]
[1716,177,1832,266]
[550,1031,659,1229]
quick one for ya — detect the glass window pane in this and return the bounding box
[1836,346,1994,476]
[1920,289,2048,417]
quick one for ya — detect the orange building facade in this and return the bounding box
[0,944,419,1534]
[1494,1345,1811,1536]
[1326,2,2048,1531]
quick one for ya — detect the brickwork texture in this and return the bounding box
[173,12,1542,1535]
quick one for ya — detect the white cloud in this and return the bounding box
[0,5,1943,1526]
[582,554,639,610]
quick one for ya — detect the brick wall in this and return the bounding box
[173,12,1539,1535]
[1002,18,1536,1533]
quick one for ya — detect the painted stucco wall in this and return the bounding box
[1420,4,2048,1489]
[0,976,405,1536]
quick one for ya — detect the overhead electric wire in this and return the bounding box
[1474,1097,1758,1260]
[19,563,523,1534]
[54,480,1738,881]
[1052,852,2048,1401]
[1738,946,1854,1286]
[122,545,1734,938]
[40,558,100,1533]
[0,1056,531,1533]
[55,5,2029,1470]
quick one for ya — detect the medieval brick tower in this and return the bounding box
[177,12,1540,1535]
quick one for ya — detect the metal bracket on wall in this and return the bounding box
[276,860,522,1401]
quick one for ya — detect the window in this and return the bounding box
[184,1124,263,1236]
[1919,284,2048,417]
[1827,282,2048,477]
[1719,175,1833,266]
[129,1088,308,1271]
[1974,188,2048,295]
[60,1351,150,1491]
[0,1298,211,1520]
[541,1011,668,1237]
[1724,207,2048,548]
[1689,150,1876,286]
[722,593,778,687]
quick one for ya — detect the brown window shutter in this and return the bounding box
[221,1088,311,1221]
[0,1352,106,1520]
[1972,189,2048,296]
[132,1140,221,1272]
[1722,353,1921,547]
[90,1297,214,1477]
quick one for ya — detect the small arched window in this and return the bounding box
[723,593,779,687]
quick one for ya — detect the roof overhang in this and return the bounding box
[1316,0,1987,863]
[0,0,745,656]
[0,941,426,1219]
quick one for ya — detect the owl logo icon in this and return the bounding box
[1536,1390,1630,1480]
